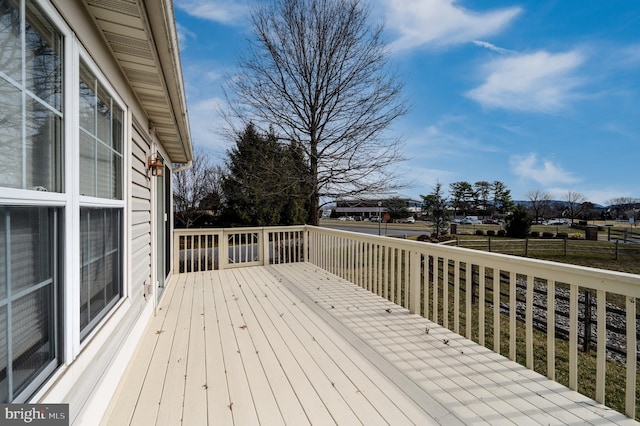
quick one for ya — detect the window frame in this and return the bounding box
[0,0,130,399]
[74,46,127,346]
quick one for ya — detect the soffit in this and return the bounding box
[82,0,192,163]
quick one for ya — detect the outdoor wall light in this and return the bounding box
[147,154,164,177]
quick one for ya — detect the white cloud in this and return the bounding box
[509,153,579,186]
[188,97,229,156]
[175,0,249,24]
[176,22,197,50]
[472,40,514,54]
[381,0,521,51]
[466,50,585,112]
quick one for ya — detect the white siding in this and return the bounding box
[131,126,152,299]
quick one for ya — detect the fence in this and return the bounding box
[456,237,640,260]
[607,227,640,244]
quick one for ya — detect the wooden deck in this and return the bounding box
[101,263,635,425]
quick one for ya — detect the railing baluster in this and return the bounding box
[547,280,555,381]
[493,268,500,354]
[454,260,460,335]
[569,283,579,390]
[433,257,439,324]
[509,271,516,361]
[442,258,449,329]
[625,296,637,418]
[465,262,472,340]
[596,289,606,403]
[423,254,429,319]
[479,265,485,346]
[526,275,534,370]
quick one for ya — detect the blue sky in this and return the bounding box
[174,0,640,205]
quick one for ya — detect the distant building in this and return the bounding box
[334,194,423,219]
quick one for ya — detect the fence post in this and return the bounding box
[615,240,619,261]
[564,238,568,256]
[488,237,491,252]
[525,238,529,257]
[624,230,628,243]
[608,227,611,241]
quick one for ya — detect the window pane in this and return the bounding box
[25,97,62,192]
[79,130,95,197]
[96,86,110,144]
[80,208,122,339]
[96,143,111,198]
[0,0,22,83]
[0,206,60,403]
[0,0,63,193]
[11,286,55,398]
[79,64,96,134]
[0,78,22,189]
[78,61,123,200]
[8,207,52,294]
[24,0,63,111]
[112,103,123,153]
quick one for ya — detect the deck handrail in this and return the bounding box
[174,225,640,418]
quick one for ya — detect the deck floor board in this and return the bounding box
[102,263,635,425]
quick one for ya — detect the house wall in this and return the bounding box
[5,1,170,422]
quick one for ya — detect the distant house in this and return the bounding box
[0,0,192,422]
[335,194,423,218]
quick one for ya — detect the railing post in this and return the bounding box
[173,232,181,274]
[262,228,270,266]
[220,231,228,270]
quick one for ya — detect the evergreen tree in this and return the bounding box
[421,182,449,236]
[222,124,308,226]
[505,204,531,238]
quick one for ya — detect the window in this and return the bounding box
[0,0,64,192]
[0,0,126,400]
[0,0,63,403]
[79,208,122,338]
[78,61,124,339]
[79,61,123,199]
[0,206,61,403]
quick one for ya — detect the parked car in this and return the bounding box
[482,218,500,225]
[370,216,381,222]
[462,216,481,224]
[404,217,415,223]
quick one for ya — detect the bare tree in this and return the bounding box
[564,190,587,224]
[173,147,224,228]
[526,189,552,223]
[225,0,408,225]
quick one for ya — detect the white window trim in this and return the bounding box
[74,44,129,351]
[0,0,130,365]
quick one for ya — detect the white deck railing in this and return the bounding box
[174,225,640,418]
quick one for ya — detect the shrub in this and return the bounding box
[529,231,539,238]
[505,205,531,238]
[556,232,569,239]
[475,229,485,236]
[569,233,584,240]
[497,230,506,237]
[486,230,495,236]
[542,231,555,239]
